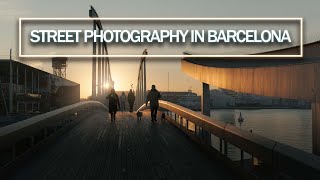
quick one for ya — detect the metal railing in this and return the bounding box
[0,101,107,168]
[89,6,113,98]
[138,100,320,179]
[135,49,147,110]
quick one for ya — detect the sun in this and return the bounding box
[108,76,123,91]
[104,83,110,89]
[113,82,121,91]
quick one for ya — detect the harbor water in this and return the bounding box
[210,109,312,160]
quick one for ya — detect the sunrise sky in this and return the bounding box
[1,0,320,98]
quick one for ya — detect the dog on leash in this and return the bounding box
[136,111,142,120]
[161,113,166,120]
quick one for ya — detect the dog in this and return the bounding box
[136,111,142,120]
[161,113,166,120]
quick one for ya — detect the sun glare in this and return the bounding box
[104,83,109,89]
[113,82,121,91]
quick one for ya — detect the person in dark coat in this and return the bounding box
[120,92,126,111]
[106,88,120,121]
[145,85,161,122]
[128,89,135,112]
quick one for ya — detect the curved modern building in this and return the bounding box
[181,41,320,155]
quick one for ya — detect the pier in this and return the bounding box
[1,6,320,180]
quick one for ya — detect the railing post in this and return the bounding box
[224,140,228,157]
[272,150,279,179]
[312,99,320,155]
[29,136,35,147]
[251,154,254,166]
[240,150,244,166]
[44,127,48,138]
[219,138,223,153]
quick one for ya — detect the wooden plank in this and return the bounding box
[8,110,235,179]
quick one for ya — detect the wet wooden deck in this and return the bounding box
[10,110,235,180]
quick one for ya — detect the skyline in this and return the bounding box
[1,0,320,98]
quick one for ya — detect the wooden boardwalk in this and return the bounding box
[10,110,235,180]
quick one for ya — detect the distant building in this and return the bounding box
[161,91,201,111]
[212,88,311,109]
[210,89,235,108]
[0,59,80,115]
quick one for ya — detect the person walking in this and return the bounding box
[145,85,161,122]
[106,88,120,121]
[120,92,126,111]
[128,89,135,112]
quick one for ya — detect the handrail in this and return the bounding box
[138,100,320,178]
[0,101,107,148]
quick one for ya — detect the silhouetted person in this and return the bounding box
[145,85,161,121]
[106,88,120,121]
[128,89,135,112]
[120,92,126,111]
